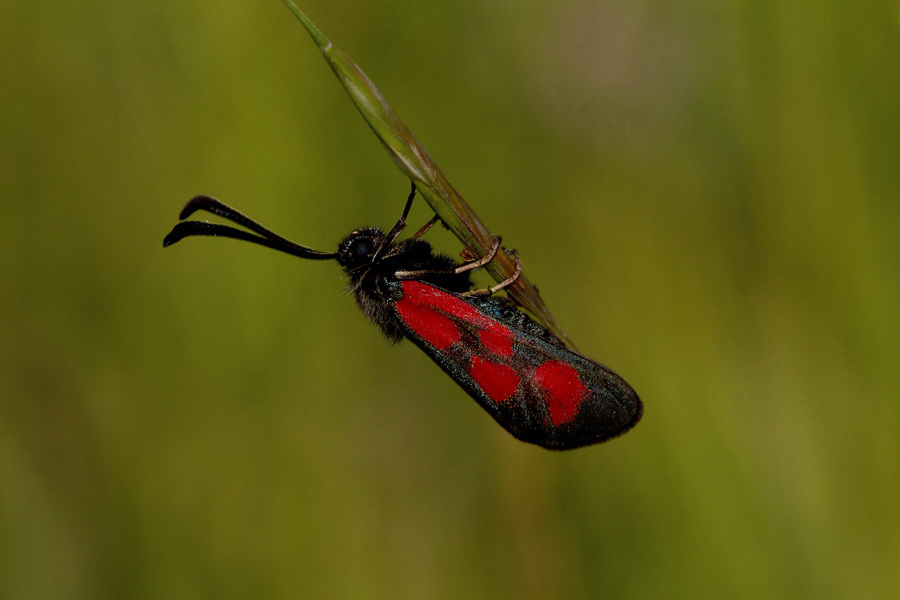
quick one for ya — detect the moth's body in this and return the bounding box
[164,188,642,449]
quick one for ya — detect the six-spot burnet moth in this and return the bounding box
[164,184,642,449]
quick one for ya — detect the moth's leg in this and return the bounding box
[409,214,440,240]
[374,181,418,261]
[395,236,501,280]
[453,236,501,274]
[462,250,521,297]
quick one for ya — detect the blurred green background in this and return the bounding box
[1,1,897,598]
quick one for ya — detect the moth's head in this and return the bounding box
[337,228,386,271]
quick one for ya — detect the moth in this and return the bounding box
[164,184,642,449]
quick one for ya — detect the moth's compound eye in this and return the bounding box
[351,238,373,257]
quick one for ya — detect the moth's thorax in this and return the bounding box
[335,231,475,342]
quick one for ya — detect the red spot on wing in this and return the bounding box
[533,361,588,426]
[400,281,515,356]
[400,280,475,315]
[478,329,514,356]
[470,356,520,403]
[395,296,460,350]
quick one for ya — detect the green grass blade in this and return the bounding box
[280,0,571,346]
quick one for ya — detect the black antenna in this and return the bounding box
[163,195,337,260]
